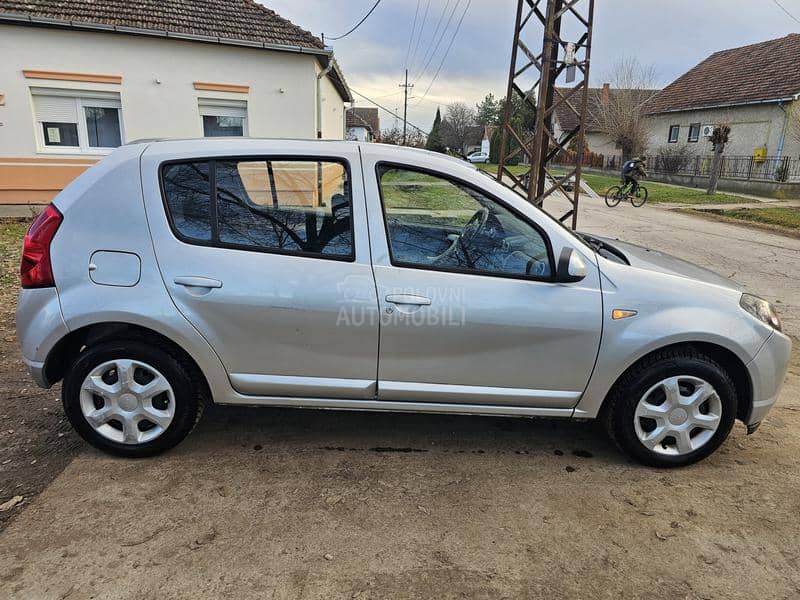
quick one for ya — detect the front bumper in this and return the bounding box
[745,329,793,427]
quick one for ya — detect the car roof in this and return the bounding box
[136,138,479,172]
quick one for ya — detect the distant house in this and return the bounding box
[346,107,380,142]
[645,34,800,160]
[553,84,658,164]
[0,0,351,205]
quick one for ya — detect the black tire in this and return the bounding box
[603,347,737,468]
[62,340,204,457]
[604,186,623,207]
[631,186,648,207]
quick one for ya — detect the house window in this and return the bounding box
[687,123,701,143]
[668,125,680,143]
[198,99,247,137]
[32,89,122,152]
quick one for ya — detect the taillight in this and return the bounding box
[21,204,62,288]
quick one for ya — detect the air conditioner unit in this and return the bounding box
[701,124,715,138]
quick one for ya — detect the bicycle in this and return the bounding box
[604,180,648,207]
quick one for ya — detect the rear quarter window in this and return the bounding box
[161,162,212,242]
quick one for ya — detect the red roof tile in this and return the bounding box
[647,34,800,114]
[0,0,324,50]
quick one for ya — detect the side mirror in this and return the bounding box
[556,247,587,283]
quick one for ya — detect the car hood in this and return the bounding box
[590,235,742,292]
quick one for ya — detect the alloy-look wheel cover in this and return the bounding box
[633,375,723,456]
[79,359,176,445]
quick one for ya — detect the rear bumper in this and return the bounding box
[22,356,48,388]
[745,330,793,426]
[16,287,68,389]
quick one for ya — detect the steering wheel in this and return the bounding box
[430,207,490,267]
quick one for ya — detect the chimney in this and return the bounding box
[601,82,610,104]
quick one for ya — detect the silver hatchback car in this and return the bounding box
[16,139,791,467]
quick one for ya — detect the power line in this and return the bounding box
[408,0,432,73]
[772,0,800,23]
[350,88,429,135]
[412,0,452,81]
[327,0,382,41]
[413,0,460,85]
[404,0,421,69]
[415,0,471,106]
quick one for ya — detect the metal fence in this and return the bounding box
[603,154,800,183]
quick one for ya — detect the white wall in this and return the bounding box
[316,64,345,140]
[0,24,347,158]
[346,126,370,141]
[645,103,797,158]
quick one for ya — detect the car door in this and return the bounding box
[363,159,602,409]
[142,145,379,399]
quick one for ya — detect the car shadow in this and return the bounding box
[189,403,626,466]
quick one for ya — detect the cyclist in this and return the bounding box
[621,156,647,196]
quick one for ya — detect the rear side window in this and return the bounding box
[161,158,353,259]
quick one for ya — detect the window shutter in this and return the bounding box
[33,95,78,123]
[198,98,247,118]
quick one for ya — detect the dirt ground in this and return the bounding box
[0,222,82,533]
[1,205,799,599]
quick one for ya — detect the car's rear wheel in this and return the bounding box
[604,348,737,467]
[63,340,204,457]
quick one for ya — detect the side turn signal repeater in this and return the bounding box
[612,309,638,320]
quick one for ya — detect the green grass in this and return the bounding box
[0,222,26,293]
[554,171,754,205]
[479,163,529,177]
[702,207,800,231]
[478,164,754,205]
[380,168,476,215]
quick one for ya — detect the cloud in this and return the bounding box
[261,0,800,132]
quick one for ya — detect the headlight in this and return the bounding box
[740,293,782,331]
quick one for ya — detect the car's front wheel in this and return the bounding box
[63,340,204,457]
[604,348,737,467]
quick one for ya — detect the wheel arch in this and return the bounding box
[43,321,212,404]
[597,341,753,423]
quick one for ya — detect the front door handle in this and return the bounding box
[385,294,431,306]
[174,276,223,289]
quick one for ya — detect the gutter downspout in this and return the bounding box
[316,63,334,139]
[776,100,789,162]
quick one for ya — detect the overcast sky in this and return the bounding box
[262,0,799,133]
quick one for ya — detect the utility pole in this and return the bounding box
[496,0,595,230]
[399,68,414,145]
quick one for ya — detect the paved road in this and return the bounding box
[547,195,800,337]
[1,204,799,599]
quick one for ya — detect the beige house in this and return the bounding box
[553,84,658,165]
[645,34,800,162]
[0,0,351,205]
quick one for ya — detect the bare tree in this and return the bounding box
[441,102,480,155]
[707,123,731,195]
[591,58,659,160]
[380,126,426,148]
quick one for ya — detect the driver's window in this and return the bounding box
[377,166,552,278]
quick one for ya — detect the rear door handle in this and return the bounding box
[174,276,223,289]
[385,294,431,306]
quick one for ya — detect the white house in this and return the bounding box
[345,107,380,142]
[0,0,351,205]
[645,35,800,162]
